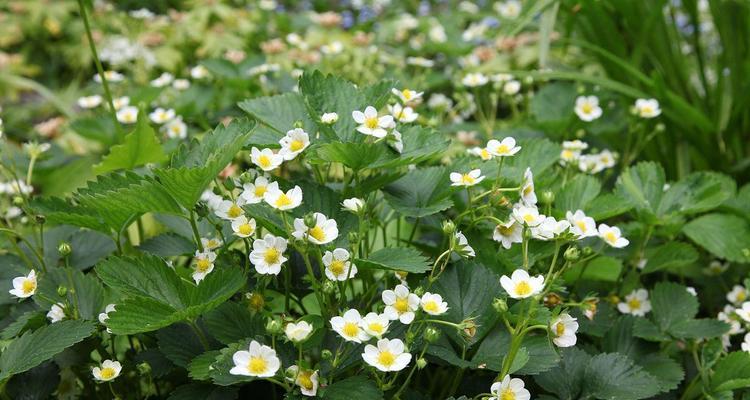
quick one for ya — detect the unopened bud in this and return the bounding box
[222,179,236,191]
[544,293,562,307]
[442,220,456,235]
[57,285,68,297]
[322,280,336,295]
[540,190,555,205]
[194,202,209,218]
[58,242,72,257]
[266,318,283,335]
[347,231,359,244]
[413,286,425,297]
[12,196,23,206]
[35,215,46,225]
[564,247,581,262]
[303,213,317,229]
[416,357,427,369]
[293,120,303,129]
[655,123,665,132]
[582,246,593,256]
[460,319,477,339]
[137,362,152,375]
[423,326,441,343]
[492,298,507,313]
[246,292,265,312]
[321,349,333,360]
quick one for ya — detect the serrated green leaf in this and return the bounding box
[582,353,662,400]
[534,347,589,399]
[167,382,238,400]
[356,247,431,273]
[383,166,453,218]
[95,109,166,174]
[0,320,95,381]
[138,233,196,257]
[668,319,729,339]
[35,267,108,321]
[202,302,264,345]
[712,352,750,392]
[238,93,314,145]
[658,171,735,216]
[642,242,699,274]
[188,351,221,381]
[321,375,383,400]
[157,323,208,368]
[556,174,601,212]
[683,213,750,263]
[585,193,633,220]
[650,282,698,332]
[615,161,665,217]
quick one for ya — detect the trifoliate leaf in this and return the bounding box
[556,174,601,212]
[202,302,264,345]
[642,242,699,274]
[683,213,750,263]
[355,247,431,274]
[712,351,750,392]
[650,282,699,332]
[581,353,662,400]
[615,161,666,219]
[657,171,736,216]
[383,166,453,218]
[238,93,314,145]
[157,323,209,368]
[94,109,166,174]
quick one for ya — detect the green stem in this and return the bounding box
[188,210,205,252]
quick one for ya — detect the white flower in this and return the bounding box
[736,302,750,323]
[382,284,420,324]
[215,199,246,221]
[618,289,652,316]
[503,80,522,96]
[279,128,310,160]
[387,130,404,153]
[191,65,210,79]
[9,270,37,298]
[321,112,339,124]
[264,185,303,211]
[469,146,493,160]
[595,150,616,171]
[172,79,190,90]
[362,338,411,372]
[77,95,103,109]
[493,220,523,249]
[321,41,344,55]
[566,210,597,239]
[229,340,281,377]
[98,304,116,332]
[728,285,748,305]
[462,72,489,87]
[342,197,365,213]
[421,292,449,315]
[150,72,174,88]
[550,313,578,347]
[501,269,544,299]
[323,248,357,281]
[687,286,697,296]
[92,360,122,382]
[285,321,313,342]
[94,71,124,83]
[428,93,453,110]
[392,88,424,104]
[454,231,475,258]
[292,213,338,245]
[360,312,390,337]
[718,305,743,335]
[574,96,603,121]
[149,108,176,124]
[406,56,435,68]
[249,234,288,275]
[450,169,485,187]
[192,250,216,283]
[560,148,581,164]
[487,137,521,157]
[532,217,570,240]
[112,96,130,110]
[634,98,661,118]
[512,204,545,227]
[742,333,750,353]
[598,224,629,248]
[563,140,589,151]
[47,303,66,323]
[286,366,319,397]
[116,106,138,124]
[251,147,284,171]
[352,106,393,138]
[520,167,536,205]
[231,215,257,238]
[200,237,222,250]
[331,309,370,343]
[706,260,729,275]
[241,177,277,204]
[489,375,530,400]
[388,104,419,123]
[163,117,187,139]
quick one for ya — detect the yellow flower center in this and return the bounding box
[561,149,574,159]
[480,149,490,159]
[402,89,412,100]
[377,350,396,367]
[343,322,359,338]
[254,185,267,198]
[368,322,384,334]
[515,281,532,296]
[641,105,653,115]
[738,291,747,302]
[461,174,475,185]
[275,193,292,208]
[575,221,587,232]
[290,139,305,152]
[99,367,116,380]
[298,371,314,390]
[523,185,533,196]
[22,280,36,294]
[604,231,617,244]
[394,297,409,313]
[523,214,535,223]
[581,103,593,114]
[555,322,565,336]
[258,155,271,168]
[501,388,516,400]
[227,204,243,219]
[247,357,268,374]
[171,125,181,134]
[329,260,346,275]
[264,247,280,265]
[628,298,641,310]
[309,225,326,242]
[496,144,509,154]
[365,117,379,129]
[196,259,211,272]
[238,223,254,236]
[423,301,439,313]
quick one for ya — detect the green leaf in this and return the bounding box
[356,247,431,273]
[238,93,314,145]
[167,383,238,400]
[683,213,750,263]
[202,302,264,345]
[585,193,633,220]
[188,351,221,381]
[632,318,670,342]
[581,353,662,400]
[658,172,736,216]
[383,166,453,218]
[157,323,207,368]
[642,242,699,274]
[556,174,601,212]
[35,267,108,321]
[650,282,698,332]
[615,161,666,217]
[138,233,196,257]
[712,352,750,392]
[668,319,729,340]
[530,81,576,124]
[321,375,383,400]
[94,109,166,174]
[534,347,589,399]
[0,320,95,381]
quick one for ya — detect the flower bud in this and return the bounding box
[582,246,593,256]
[655,123,665,132]
[460,319,477,339]
[416,357,427,369]
[544,293,562,308]
[194,202,209,218]
[35,215,46,225]
[540,190,555,205]
[442,220,456,235]
[58,242,72,257]
[266,318,283,335]
[293,120,304,129]
[246,292,265,312]
[303,213,317,229]
[137,362,152,375]
[423,326,441,343]
[12,196,23,206]
[222,178,236,191]
[413,286,425,297]
[322,280,336,295]
[564,246,581,262]
[347,231,359,244]
[492,297,507,313]
[56,285,68,297]
[321,349,333,360]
